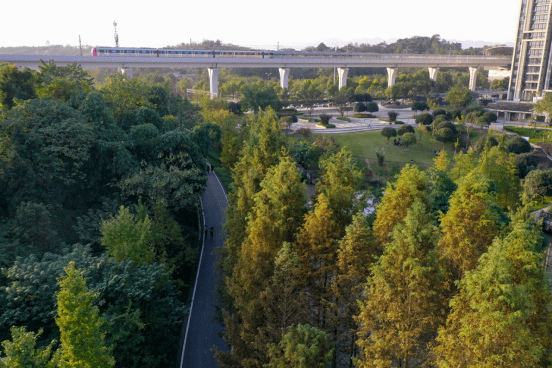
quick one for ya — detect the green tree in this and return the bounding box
[445,85,475,108]
[0,64,37,108]
[240,81,279,114]
[533,92,552,123]
[433,211,552,367]
[37,61,93,102]
[332,91,353,117]
[296,80,323,116]
[524,169,552,203]
[101,204,155,266]
[356,200,445,368]
[435,127,455,148]
[490,77,509,91]
[381,127,397,144]
[0,327,55,368]
[267,324,333,368]
[0,244,186,368]
[55,262,115,368]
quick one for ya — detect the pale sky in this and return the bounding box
[1,0,521,49]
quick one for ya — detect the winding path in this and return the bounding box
[180,171,229,368]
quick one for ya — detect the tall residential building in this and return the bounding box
[509,0,552,101]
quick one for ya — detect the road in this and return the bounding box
[180,171,229,368]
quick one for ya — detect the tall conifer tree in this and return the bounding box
[373,164,428,245]
[55,262,115,368]
[433,210,552,367]
[356,199,446,368]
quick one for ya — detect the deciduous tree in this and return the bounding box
[356,200,445,368]
[373,164,428,245]
[55,262,115,368]
[433,211,552,367]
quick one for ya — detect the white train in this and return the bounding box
[91,47,378,59]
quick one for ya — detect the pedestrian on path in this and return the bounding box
[210,226,214,237]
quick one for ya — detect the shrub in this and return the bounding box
[394,121,405,124]
[388,111,398,122]
[366,102,379,113]
[433,109,447,118]
[414,113,433,125]
[411,101,429,112]
[319,114,331,125]
[480,111,498,124]
[508,136,532,154]
[354,93,372,103]
[318,123,335,128]
[353,114,376,118]
[353,102,367,113]
[401,132,417,148]
[435,121,457,134]
[433,115,451,125]
[398,124,415,136]
[336,117,350,122]
[375,147,385,166]
[296,127,312,139]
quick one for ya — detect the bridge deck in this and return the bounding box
[0,54,511,69]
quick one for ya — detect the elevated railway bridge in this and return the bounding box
[0,53,511,98]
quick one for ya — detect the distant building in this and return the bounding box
[509,0,552,101]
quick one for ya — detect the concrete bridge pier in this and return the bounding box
[119,67,133,78]
[338,67,349,90]
[387,67,398,87]
[428,67,439,81]
[469,67,478,91]
[208,68,219,99]
[279,68,290,89]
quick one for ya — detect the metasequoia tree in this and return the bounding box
[224,154,306,367]
[55,262,115,368]
[438,171,498,282]
[356,199,446,368]
[330,214,379,367]
[294,194,340,331]
[433,210,552,367]
[373,164,428,245]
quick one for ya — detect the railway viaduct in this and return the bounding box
[0,53,511,98]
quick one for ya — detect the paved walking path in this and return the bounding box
[180,172,229,368]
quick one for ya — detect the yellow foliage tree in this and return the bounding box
[356,199,446,368]
[438,171,498,281]
[433,210,552,367]
[295,194,340,330]
[373,164,428,245]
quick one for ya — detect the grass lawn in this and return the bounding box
[528,197,552,213]
[331,131,455,165]
[505,126,552,143]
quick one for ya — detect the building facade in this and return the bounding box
[509,0,552,101]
